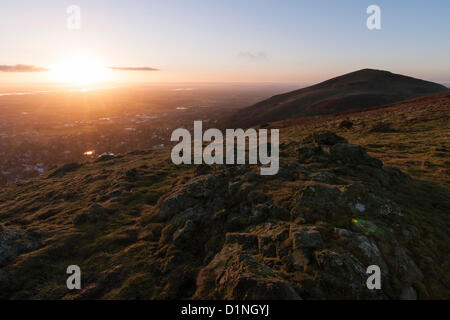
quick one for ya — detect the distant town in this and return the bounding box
[0,83,298,184]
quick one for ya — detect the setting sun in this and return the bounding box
[50,53,112,85]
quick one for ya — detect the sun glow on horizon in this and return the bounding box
[50,53,114,85]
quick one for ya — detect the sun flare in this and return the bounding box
[50,53,112,85]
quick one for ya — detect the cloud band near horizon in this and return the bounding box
[0,64,159,72]
[109,66,159,71]
[0,65,48,72]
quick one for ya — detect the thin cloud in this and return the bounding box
[0,64,48,72]
[238,51,267,61]
[109,66,159,71]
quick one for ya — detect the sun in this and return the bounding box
[50,53,112,85]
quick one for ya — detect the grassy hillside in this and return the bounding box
[0,91,448,299]
[229,69,448,127]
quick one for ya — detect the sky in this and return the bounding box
[1,0,450,85]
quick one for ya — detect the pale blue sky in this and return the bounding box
[1,0,449,83]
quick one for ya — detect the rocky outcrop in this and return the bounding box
[0,225,42,267]
[194,245,301,300]
[0,130,448,300]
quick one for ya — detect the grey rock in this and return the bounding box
[159,192,196,221]
[390,247,424,285]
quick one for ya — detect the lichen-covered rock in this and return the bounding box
[334,228,388,276]
[158,193,196,221]
[194,245,301,300]
[292,184,341,221]
[314,249,382,299]
[389,247,424,285]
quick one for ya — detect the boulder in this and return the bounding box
[194,245,301,300]
[339,119,354,129]
[314,249,382,299]
[158,192,196,221]
[334,228,388,276]
[293,184,341,221]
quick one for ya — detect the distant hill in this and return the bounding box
[229,69,448,127]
